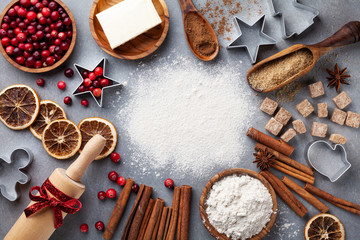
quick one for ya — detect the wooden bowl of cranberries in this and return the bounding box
[0,0,76,73]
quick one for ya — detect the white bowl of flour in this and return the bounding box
[200,168,277,240]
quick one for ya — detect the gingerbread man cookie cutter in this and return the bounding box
[0,148,33,201]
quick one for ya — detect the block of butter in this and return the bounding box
[96,0,162,49]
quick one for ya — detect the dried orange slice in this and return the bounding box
[78,117,117,160]
[42,119,82,159]
[30,100,67,140]
[304,213,345,240]
[0,84,40,130]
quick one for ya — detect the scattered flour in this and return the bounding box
[206,175,273,240]
[117,54,256,178]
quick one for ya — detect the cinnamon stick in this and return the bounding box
[156,207,170,240]
[177,185,192,240]
[144,198,165,240]
[137,198,155,240]
[165,187,181,240]
[271,159,315,184]
[260,171,307,217]
[282,177,329,213]
[151,206,164,240]
[247,127,294,156]
[255,143,313,176]
[104,178,135,240]
[304,184,360,215]
[163,208,173,239]
[121,185,153,240]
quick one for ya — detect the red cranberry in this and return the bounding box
[106,188,116,199]
[8,8,17,17]
[45,56,55,65]
[100,79,110,87]
[108,171,118,182]
[10,21,18,29]
[38,16,46,25]
[17,8,28,18]
[33,50,40,59]
[54,38,61,46]
[35,30,44,39]
[0,29,7,37]
[20,0,31,7]
[27,11,37,21]
[1,37,10,47]
[132,184,139,193]
[18,42,25,50]
[48,1,58,10]
[57,81,66,90]
[84,78,92,87]
[80,223,88,233]
[97,191,106,200]
[16,32,27,42]
[58,31,66,41]
[14,6,20,12]
[63,96,72,105]
[35,2,43,9]
[89,72,96,81]
[7,29,16,38]
[49,44,55,53]
[81,99,88,106]
[93,88,102,98]
[94,67,103,77]
[24,43,33,52]
[55,22,64,31]
[25,56,35,67]
[42,0,49,6]
[117,176,126,186]
[66,30,72,37]
[60,42,69,51]
[18,22,26,30]
[64,68,74,78]
[54,45,62,54]
[23,50,32,58]
[82,70,89,78]
[23,18,30,26]
[55,53,62,61]
[50,29,58,38]
[6,46,14,55]
[41,7,51,17]
[16,56,25,65]
[41,50,50,58]
[164,178,174,188]
[110,152,121,163]
[78,85,86,92]
[14,28,21,35]
[31,0,39,5]
[92,80,100,88]
[34,60,42,68]
[95,221,105,231]
[89,86,95,92]
[36,78,45,86]
[13,47,22,56]
[50,11,60,21]
[64,17,71,26]
[26,25,36,35]
[3,16,11,24]
[2,23,10,31]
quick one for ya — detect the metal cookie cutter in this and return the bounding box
[0,148,33,201]
[228,15,276,64]
[307,140,351,182]
[73,58,122,107]
[268,0,319,39]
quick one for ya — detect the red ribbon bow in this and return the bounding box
[24,178,82,229]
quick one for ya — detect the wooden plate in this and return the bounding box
[0,0,77,73]
[199,168,278,240]
[89,0,169,60]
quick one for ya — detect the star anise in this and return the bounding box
[326,63,350,92]
[253,149,275,171]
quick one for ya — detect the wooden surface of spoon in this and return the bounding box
[177,0,219,61]
[247,21,360,93]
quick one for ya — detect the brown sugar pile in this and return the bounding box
[184,13,217,56]
[248,49,314,91]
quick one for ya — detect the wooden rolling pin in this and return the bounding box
[5,134,106,240]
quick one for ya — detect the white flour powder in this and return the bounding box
[206,175,273,240]
[117,54,256,178]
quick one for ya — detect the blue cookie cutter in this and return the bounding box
[0,148,33,201]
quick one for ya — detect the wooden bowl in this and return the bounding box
[199,168,278,240]
[89,0,169,60]
[0,0,77,73]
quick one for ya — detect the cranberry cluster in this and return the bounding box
[78,66,112,98]
[0,0,73,68]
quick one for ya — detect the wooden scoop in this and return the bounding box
[5,134,106,240]
[177,0,219,61]
[247,21,360,93]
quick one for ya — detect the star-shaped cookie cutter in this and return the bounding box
[73,58,122,107]
[228,15,276,64]
[268,0,319,39]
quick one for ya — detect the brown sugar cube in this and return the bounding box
[332,91,351,109]
[330,108,347,125]
[274,107,292,125]
[280,128,297,142]
[311,122,328,138]
[317,103,328,118]
[292,119,306,134]
[296,99,314,117]
[260,97,278,115]
[308,81,325,98]
[345,111,360,128]
[265,118,283,136]
[329,134,347,145]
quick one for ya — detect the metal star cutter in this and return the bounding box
[73,58,122,107]
[228,15,276,63]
